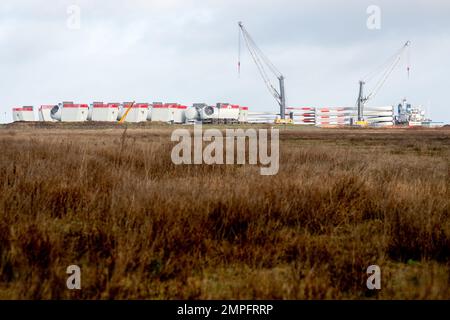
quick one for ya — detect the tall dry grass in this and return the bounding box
[0,123,449,299]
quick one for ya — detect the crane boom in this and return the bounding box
[357,41,411,121]
[238,22,287,119]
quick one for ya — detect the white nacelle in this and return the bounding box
[92,102,120,122]
[173,105,187,123]
[120,103,149,123]
[185,107,199,121]
[151,103,175,122]
[200,105,218,121]
[61,102,89,122]
[217,104,240,120]
[12,106,35,122]
[50,104,62,121]
[150,103,186,123]
[39,105,56,122]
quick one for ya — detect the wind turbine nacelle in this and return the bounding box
[200,106,219,121]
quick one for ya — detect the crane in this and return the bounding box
[356,41,411,124]
[238,21,287,120]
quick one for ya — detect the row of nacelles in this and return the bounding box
[14,102,249,123]
[48,102,181,123]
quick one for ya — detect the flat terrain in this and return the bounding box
[0,122,449,299]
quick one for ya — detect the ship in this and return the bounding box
[395,98,431,127]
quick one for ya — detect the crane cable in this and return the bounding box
[244,28,282,78]
[406,44,411,78]
[367,54,402,101]
[239,25,282,103]
[238,25,241,77]
[364,41,411,102]
[362,46,402,82]
[240,27,273,86]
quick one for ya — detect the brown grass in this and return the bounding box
[0,122,449,299]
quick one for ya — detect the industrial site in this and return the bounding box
[9,24,440,128]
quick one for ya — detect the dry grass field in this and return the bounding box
[0,122,449,299]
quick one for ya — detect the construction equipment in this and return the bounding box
[238,21,287,120]
[356,41,411,124]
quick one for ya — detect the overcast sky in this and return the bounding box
[1,0,449,123]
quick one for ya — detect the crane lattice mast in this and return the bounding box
[238,21,287,120]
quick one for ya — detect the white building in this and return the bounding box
[12,106,35,122]
[91,102,120,122]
